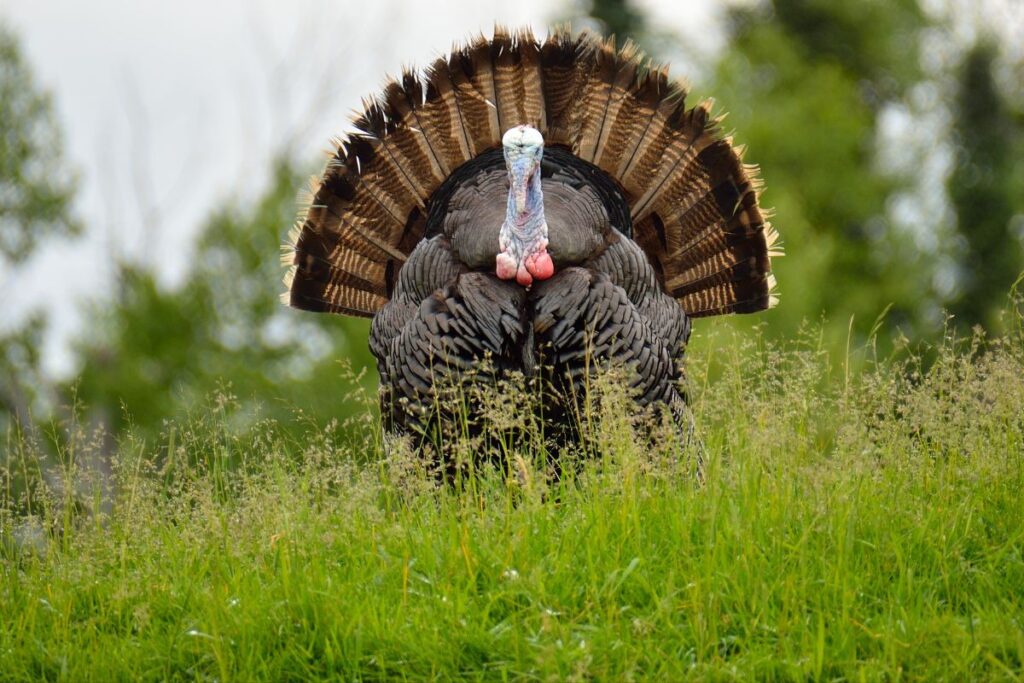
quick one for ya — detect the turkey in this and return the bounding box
[282,27,780,464]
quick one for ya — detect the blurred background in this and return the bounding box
[2,0,1023,447]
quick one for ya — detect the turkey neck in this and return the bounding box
[505,157,546,239]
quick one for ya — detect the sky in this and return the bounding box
[1,0,727,377]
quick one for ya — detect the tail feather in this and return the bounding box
[665,239,769,295]
[422,59,475,168]
[462,35,502,145]
[683,273,779,317]
[491,27,533,134]
[515,29,546,131]
[627,102,713,221]
[284,26,780,318]
[539,30,587,146]
[591,42,648,171]
[316,151,408,252]
[392,72,450,179]
[574,36,620,161]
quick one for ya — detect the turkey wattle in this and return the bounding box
[282,28,781,457]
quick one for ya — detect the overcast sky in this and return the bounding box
[2,0,728,376]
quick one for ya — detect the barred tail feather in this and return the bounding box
[284,26,779,318]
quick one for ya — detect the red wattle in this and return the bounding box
[495,252,518,280]
[516,265,533,287]
[525,249,555,281]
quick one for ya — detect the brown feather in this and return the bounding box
[491,26,524,130]
[284,26,780,319]
[422,57,474,168]
[464,35,502,144]
[539,30,587,147]
[515,28,545,130]
[574,36,619,161]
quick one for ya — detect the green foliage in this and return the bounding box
[765,0,924,97]
[0,314,46,423]
[69,161,375,441]
[704,1,936,348]
[0,22,78,265]
[0,22,78,439]
[582,0,646,40]
[3,320,1023,680]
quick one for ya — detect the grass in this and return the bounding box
[2,319,1024,681]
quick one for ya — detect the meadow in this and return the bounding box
[2,316,1023,681]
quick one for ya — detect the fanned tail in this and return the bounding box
[284,26,780,318]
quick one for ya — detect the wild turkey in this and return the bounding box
[282,27,780,463]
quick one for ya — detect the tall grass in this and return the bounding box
[2,314,1023,681]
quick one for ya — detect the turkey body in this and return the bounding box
[369,147,692,444]
[282,28,781,463]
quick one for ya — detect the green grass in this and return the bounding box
[2,322,1024,681]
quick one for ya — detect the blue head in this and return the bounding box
[496,125,553,286]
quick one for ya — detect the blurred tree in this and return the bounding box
[584,0,646,40]
[948,42,1023,329]
[703,0,937,347]
[0,314,47,430]
[69,161,375,442]
[0,23,79,264]
[0,23,79,433]
[767,0,923,102]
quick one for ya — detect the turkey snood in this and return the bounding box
[496,125,554,287]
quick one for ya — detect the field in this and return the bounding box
[2,322,1024,681]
